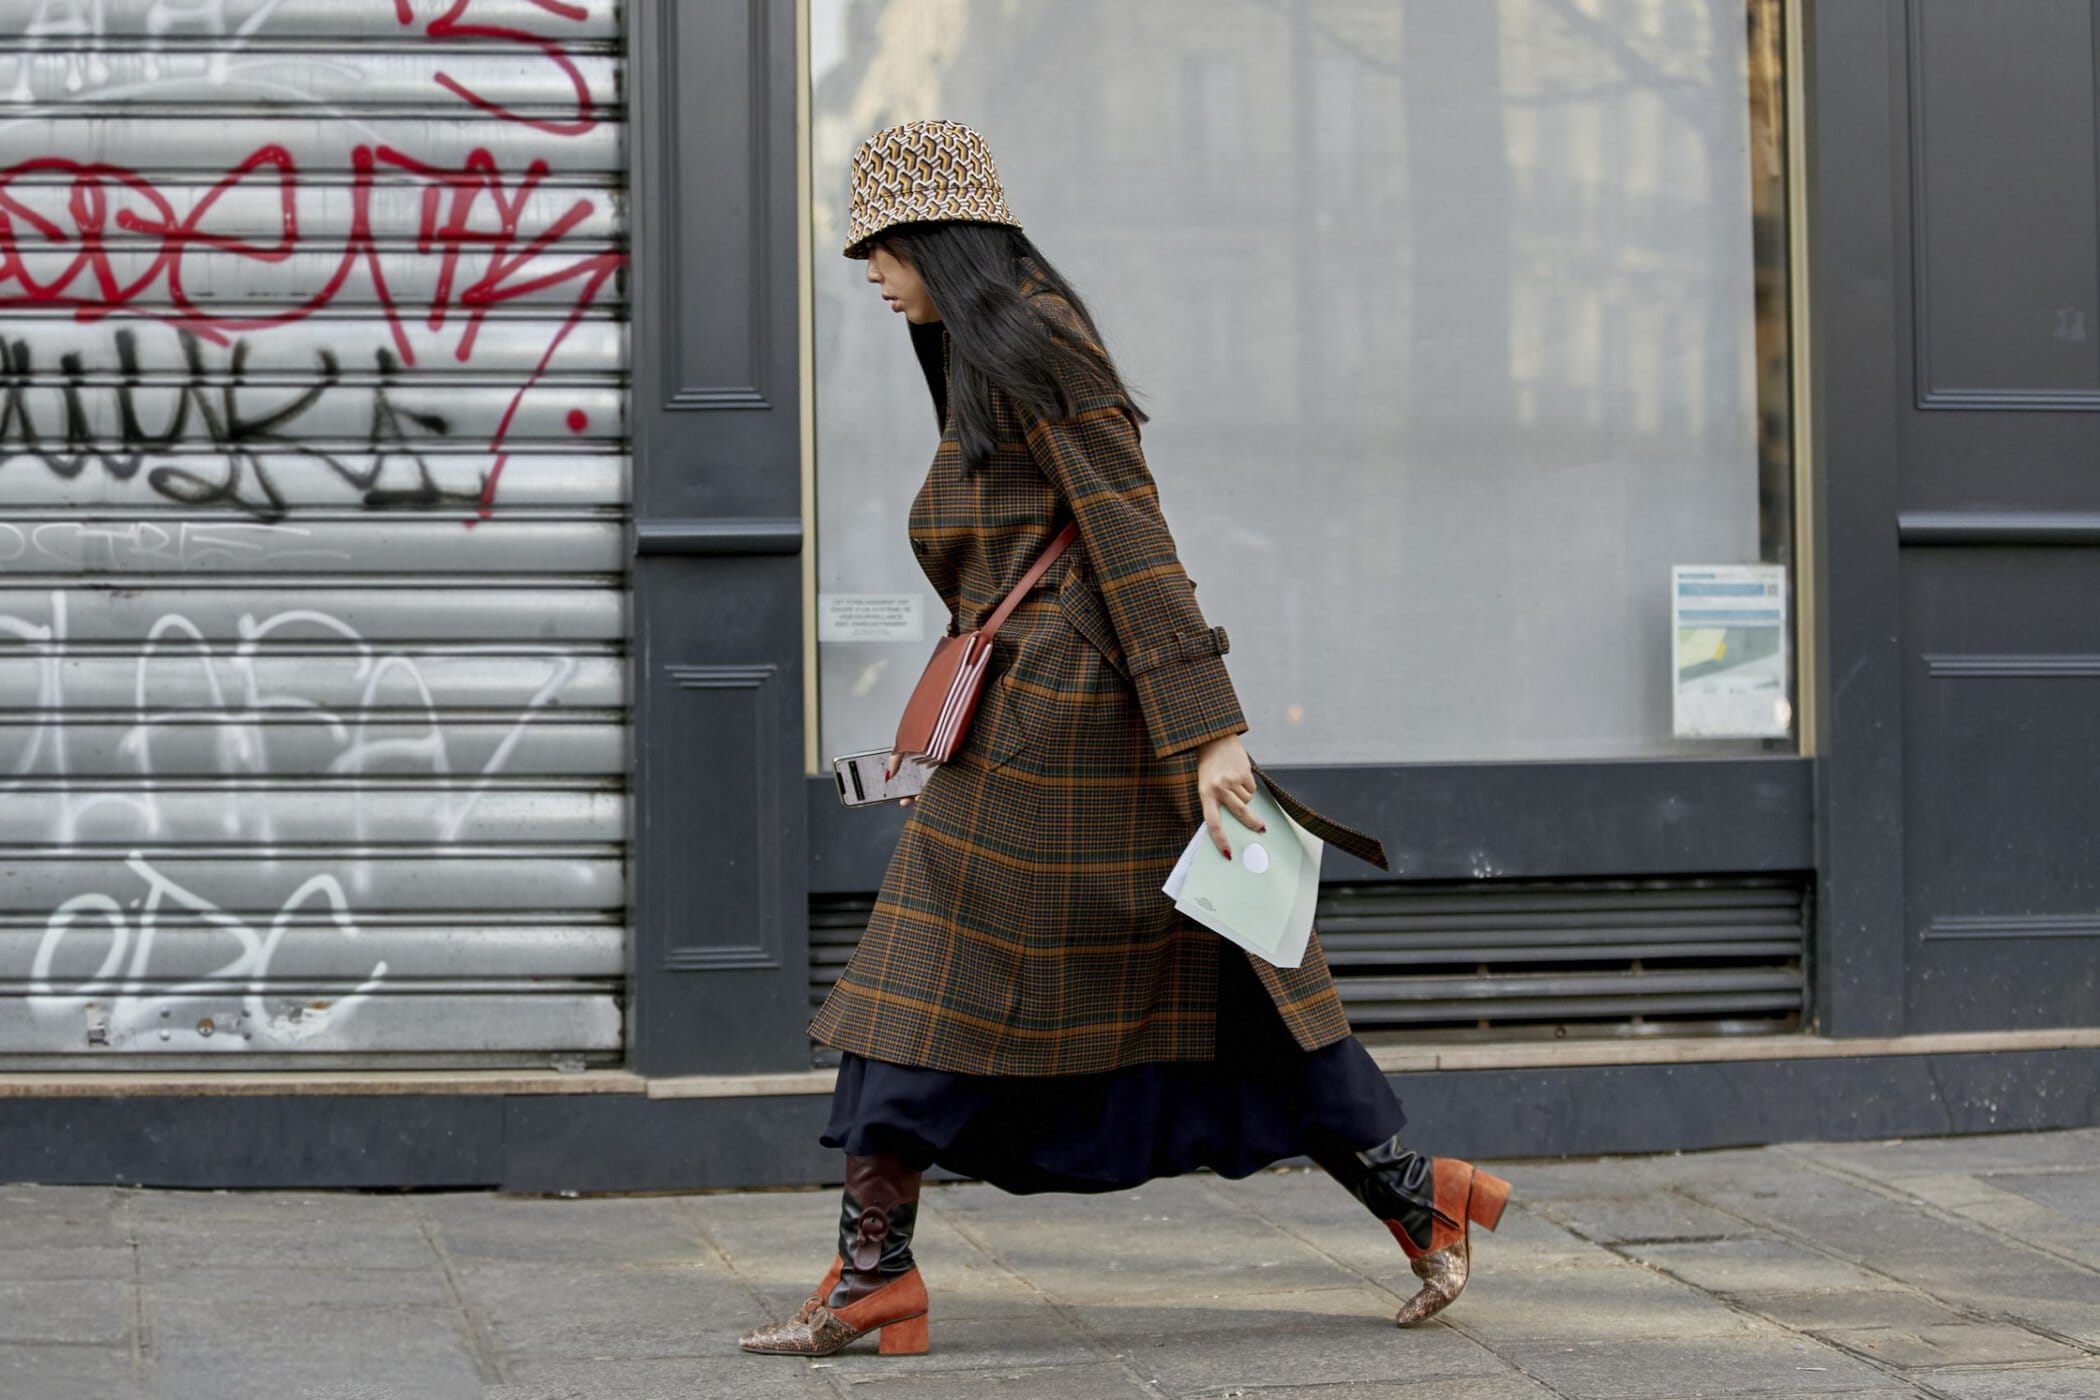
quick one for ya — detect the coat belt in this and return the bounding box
[1248,759,1392,872]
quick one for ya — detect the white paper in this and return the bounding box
[1671,564,1790,738]
[818,593,924,642]
[1161,796,1324,969]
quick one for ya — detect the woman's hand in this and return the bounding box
[1195,731,1263,859]
[886,750,915,807]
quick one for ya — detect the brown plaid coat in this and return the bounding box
[807,285,1391,1077]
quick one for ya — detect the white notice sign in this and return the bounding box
[819,593,924,643]
[1671,564,1790,738]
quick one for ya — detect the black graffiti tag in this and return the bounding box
[0,330,481,521]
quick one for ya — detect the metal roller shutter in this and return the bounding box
[810,875,1807,1055]
[0,1,629,1068]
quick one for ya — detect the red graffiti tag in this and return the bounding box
[0,147,624,518]
[392,0,599,136]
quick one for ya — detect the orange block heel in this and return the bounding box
[1468,1168,1511,1232]
[878,1312,930,1355]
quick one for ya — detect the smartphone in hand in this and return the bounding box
[832,748,933,808]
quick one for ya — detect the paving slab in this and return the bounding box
[146,1303,487,1400]
[1177,1380,1562,1400]
[1625,1237,1905,1296]
[1916,1368,2100,1400]
[1222,1192,1610,1291]
[142,1263,454,1311]
[489,1354,840,1398]
[0,1243,136,1282]
[1870,1247,2100,1312]
[1725,1289,1978,1332]
[450,1259,756,1364]
[125,1189,416,1226]
[0,1279,133,1346]
[0,1343,142,1400]
[1531,1189,1756,1245]
[1680,1183,1995,1268]
[1496,1154,1718,1196]
[1491,1333,1906,1397]
[1814,1320,2080,1367]
[1879,1171,2031,1211]
[1791,1130,2100,1178]
[816,1359,1153,1397]
[1448,1255,1774,1343]
[1980,1296,2100,1351]
[416,1193,709,1267]
[1458,1202,1617,1263]
[955,1199,1362,1305]
[130,1213,438,1274]
[1068,1287,1514,1394]
[1992,1171,2100,1225]
[0,1185,126,1247]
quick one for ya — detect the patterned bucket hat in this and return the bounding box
[842,118,1022,259]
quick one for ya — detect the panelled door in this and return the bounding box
[1876,0,2100,1029]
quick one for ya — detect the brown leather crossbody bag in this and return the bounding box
[894,520,1080,765]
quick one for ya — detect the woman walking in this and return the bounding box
[738,118,1506,1359]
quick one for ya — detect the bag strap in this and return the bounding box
[977,520,1079,640]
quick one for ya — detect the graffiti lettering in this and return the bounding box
[0,147,621,516]
[0,590,585,840]
[0,328,484,519]
[9,0,596,127]
[31,853,388,1049]
[393,0,601,136]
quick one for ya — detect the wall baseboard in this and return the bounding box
[4,1046,2095,1191]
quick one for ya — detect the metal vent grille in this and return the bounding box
[809,874,1807,1058]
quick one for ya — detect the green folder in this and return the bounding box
[1160,781,1324,968]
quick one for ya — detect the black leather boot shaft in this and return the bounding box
[1308,1132,1447,1251]
[828,1152,922,1307]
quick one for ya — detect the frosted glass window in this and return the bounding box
[810,0,1795,765]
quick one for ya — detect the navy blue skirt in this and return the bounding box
[821,942,1405,1194]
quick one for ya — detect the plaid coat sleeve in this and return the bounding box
[1017,347,1248,759]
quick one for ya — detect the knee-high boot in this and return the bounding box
[737,1152,931,1356]
[1309,1133,1510,1327]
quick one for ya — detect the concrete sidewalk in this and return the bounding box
[5,1130,2099,1399]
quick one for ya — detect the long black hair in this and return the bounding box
[870,221,1149,472]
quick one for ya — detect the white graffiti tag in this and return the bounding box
[31,852,387,1050]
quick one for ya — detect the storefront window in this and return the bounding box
[810,0,1795,765]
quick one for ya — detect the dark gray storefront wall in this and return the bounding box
[627,0,812,1075]
[1801,0,1911,1038]
[1804,0,2100,1036]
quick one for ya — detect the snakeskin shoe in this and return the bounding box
[738,1154,930,1356]
[736,1266,928,1356]
[1311,1134,1510,1327]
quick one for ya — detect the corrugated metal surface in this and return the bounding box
[0,1,629,1067]
[810,876,1807,1055]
